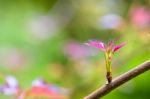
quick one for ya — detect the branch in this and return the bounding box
[84,60,150,99]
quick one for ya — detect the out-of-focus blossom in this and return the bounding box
[19,78,69,99]
[19,86,67,99]
[32,78,61,94]
[0,48,27,70]
[32,78,47,87]
[98,14,123,29]
[64,41,96,59]
[5,76,18,88]
[65,42,87,58]
[129,6,150,28]
[0,76,20,95]
[28,16,59,40]
[85,40,125,83]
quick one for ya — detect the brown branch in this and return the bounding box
[84,60,150,99]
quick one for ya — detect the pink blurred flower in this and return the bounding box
[19,78,69,99]
[22,86,67,99]
[64,41,89,59]
[32,78,69,95]
[129,6,150,28]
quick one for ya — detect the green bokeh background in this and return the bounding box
[0,0,150,99]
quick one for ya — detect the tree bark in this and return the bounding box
[84,60,150,99]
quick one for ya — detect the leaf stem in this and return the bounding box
[105,52,112,83]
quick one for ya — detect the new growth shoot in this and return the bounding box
[85,40,125,83]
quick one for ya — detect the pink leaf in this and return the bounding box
[112,43,125,52]
[85,40,105,51]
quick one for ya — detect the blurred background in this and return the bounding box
[0,0,150,99]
